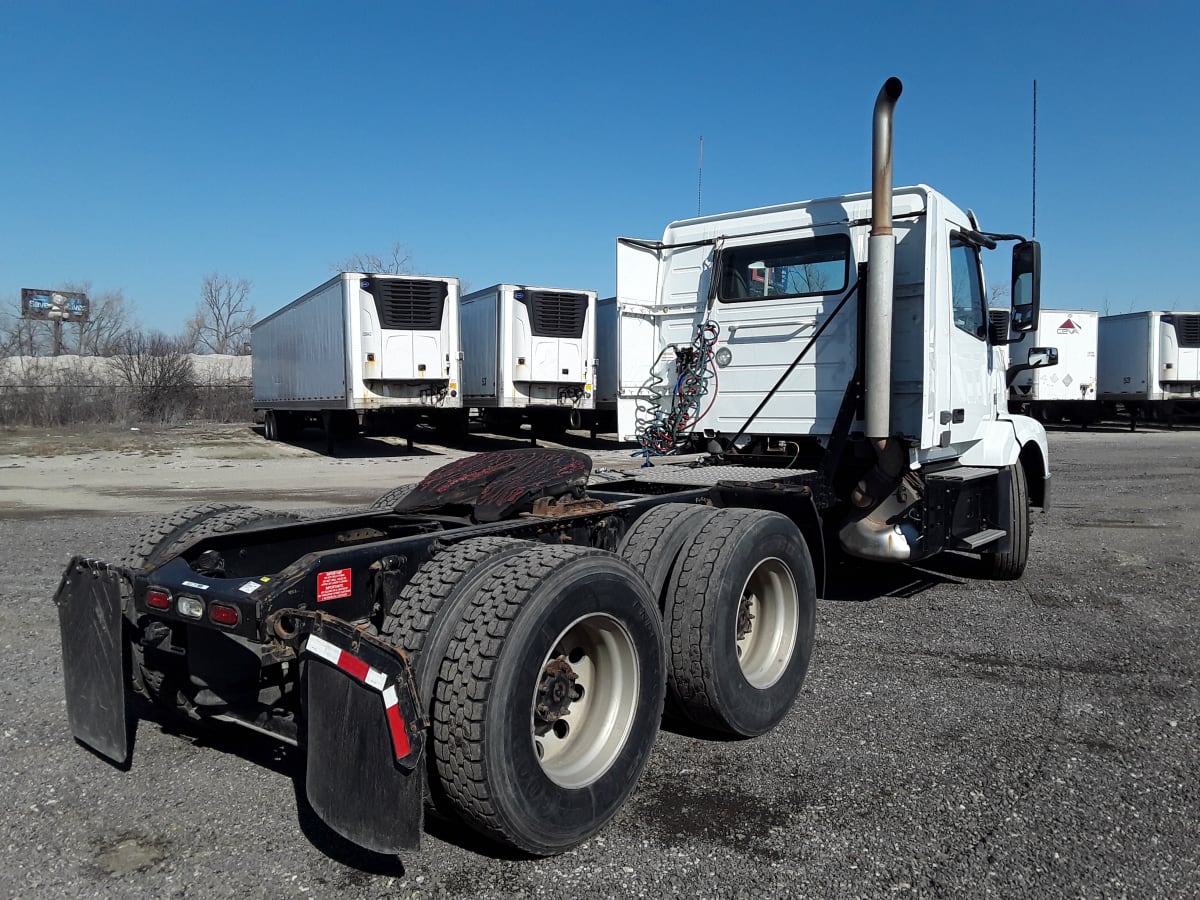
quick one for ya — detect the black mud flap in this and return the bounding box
[289,615,426,854]
[52,557,129,765]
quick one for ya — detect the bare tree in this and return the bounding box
[187,273,255,355]
[108,331,197,422]
[330,241,413,275]
[989,284,1010,307]
[0,295,54,356]
[55,281,136,356]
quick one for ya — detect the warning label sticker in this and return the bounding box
[316,568,353,603]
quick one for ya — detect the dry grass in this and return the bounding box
[0,423,258,458]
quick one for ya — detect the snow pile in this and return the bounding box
[0,354,252,385]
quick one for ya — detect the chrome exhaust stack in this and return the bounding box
[865,76,903,442]
[840,77,921,562]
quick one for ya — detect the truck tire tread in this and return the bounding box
[980,463,1030,580]
[617,502,720,607]
[370,483,418,511]
[118,503,243,569]
[432,545,665,855]
[664,508,816,736]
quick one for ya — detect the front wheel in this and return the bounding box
[432,546,665,855]
[978,463,1029,580]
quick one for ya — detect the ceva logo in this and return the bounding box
[1057,317,1081,334]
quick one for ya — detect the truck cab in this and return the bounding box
[614,183,1050,570]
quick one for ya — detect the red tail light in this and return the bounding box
[146,588,171,610]
[209,604,240,627]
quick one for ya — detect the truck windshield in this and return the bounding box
[717,234,851,302]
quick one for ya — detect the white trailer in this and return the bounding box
[1008,309,1099,424]
[252,272,462,448]
[1098,310,1200,425]
[460,284,597,433]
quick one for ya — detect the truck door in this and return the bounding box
[947,235,991,446]
[700,230,857,437]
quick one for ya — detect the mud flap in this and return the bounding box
[293,618,426,854]
[52,557,129,765]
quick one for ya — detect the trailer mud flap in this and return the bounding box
[284,616,426,854]
[52,557,129,765]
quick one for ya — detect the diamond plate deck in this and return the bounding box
[629,464,817,487]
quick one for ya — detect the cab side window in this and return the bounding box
[950,237,986,339]
[718,234,851,302]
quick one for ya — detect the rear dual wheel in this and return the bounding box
[622,505,817,737]
[428,546,665,855]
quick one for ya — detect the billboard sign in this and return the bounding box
[21,289,89,322]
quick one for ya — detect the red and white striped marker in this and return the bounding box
[305,633,411,760]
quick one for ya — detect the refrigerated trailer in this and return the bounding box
[252,273,462,449]
[1008,309,1099,424]
[53,77,1052,861]
[459,284,597,434]
[1098,310,1200,425]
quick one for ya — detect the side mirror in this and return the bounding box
[1006,345,1058,387]
[1010,240,1041,333]
[1026,346,1058,369]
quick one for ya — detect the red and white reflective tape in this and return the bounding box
[382,685,411,759]
[305,633,409,760]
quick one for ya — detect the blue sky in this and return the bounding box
[2,1,1197,335]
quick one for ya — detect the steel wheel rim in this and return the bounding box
[735,557,799,689]
[531,612,639,789]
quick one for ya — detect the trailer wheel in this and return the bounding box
[978,463,1029,580]
[369,483,417,510]
[617,502,720,608]
[432,546,665,855]
[263,410,279,441]
[663,508,816,737]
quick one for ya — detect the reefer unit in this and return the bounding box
[1008,309,1098,422]
[460,284,597,427]
[252,273,461,442]
[1097,311,1200,410]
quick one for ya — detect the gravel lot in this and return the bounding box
[0,423,1197,898]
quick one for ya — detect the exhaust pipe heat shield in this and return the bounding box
[839,474,923,562]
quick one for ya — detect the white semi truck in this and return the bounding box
[1098,310,1200,426]
[53,78,1052,860]
[252,272,463,450]
[459,283,597,435]
[1009,309,1099,425]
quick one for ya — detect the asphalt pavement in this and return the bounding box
[0,424,1196,898]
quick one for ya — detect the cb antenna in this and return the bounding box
[1031,79,1038,238]
[697,135,703,216]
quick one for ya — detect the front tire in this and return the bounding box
[979,463,1029,580]
[432,546,665,855]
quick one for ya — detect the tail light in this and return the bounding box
[210,604,240,627]
[145,588,171,610]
